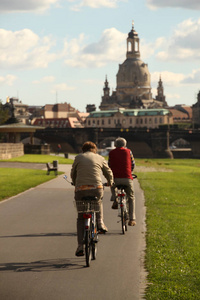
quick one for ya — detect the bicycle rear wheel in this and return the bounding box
[92,221,98,260]
[85,229,92,267]
[121,206,125,234]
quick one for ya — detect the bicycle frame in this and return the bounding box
[76,199,99,267]
[116,186,128,234]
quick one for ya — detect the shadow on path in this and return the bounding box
[0,232,76,238]
[0,258,84,272]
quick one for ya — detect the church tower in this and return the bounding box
[126,21,140,60]
[116,22,152,107]
[155,76,167,106]
[103,76,110,97]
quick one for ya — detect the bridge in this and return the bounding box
[34,127,200,158]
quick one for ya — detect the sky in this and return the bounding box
[1,0,200,112]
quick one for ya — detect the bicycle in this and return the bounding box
[116,184,129,234]
[115,174,137,235]
[63,175,100,267]
[75,198,100,267]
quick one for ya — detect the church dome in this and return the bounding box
[116,23,152,101]
[117,58,151,89]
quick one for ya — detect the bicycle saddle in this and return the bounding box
[81,196,98,201]
[115,185,127,190]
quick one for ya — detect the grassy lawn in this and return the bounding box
[1,154,200,299]
[0,154,70,201]
[0,168,62,201]
[0,154,74,164]
[136,158,200,299]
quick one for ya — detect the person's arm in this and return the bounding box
[130,150,135,171]
[70,159,77,185]
[102,160,114,186]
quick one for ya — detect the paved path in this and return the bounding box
[0,162,147,300]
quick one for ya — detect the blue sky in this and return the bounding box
[1,0,200,112]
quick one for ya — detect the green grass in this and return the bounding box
[0,168,62,201]
[0,154,69,201]
[0,154,74,164]
[136,159,200,299]
[1,155,200,299]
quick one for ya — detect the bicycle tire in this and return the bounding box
[85,229,92,267]
[124,211,128,232]
[121,205,125,234]
[92,221,98,260]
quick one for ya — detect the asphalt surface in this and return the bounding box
[0,161,147,300]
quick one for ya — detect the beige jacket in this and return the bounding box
[70,151,114,187]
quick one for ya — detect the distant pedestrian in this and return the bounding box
[57,144,61,155]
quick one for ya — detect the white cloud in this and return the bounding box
[156,18,200,61]
[181,68,200,84]
[51,83,76,93]
[146,0,200,10]
[63,28,126,68]
[140,37,166,59]
[151,71,185,86]
[33,76,55,84]
[166,93,180,99]
[0,0,60,13]
[69,0,123,11]
[0,74,17,86]
[0,29,57,69]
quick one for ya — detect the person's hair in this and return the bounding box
[115,137,127,148]
[82,141,97,153]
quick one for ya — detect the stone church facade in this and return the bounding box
[99,23,168,111]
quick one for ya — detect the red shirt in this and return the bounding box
[108,147,134,179]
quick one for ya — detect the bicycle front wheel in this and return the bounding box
[85,230,92,267]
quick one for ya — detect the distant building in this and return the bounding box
[32,102,89,128]
[86,104,96,113]
[169,105,192,125]
[32,117,84,128]
[42,102,77,119]
[3,97,30,124]
[85,108,172,129]
[192,91,200,126]
[99,22,168,111]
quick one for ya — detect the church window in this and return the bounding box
[97,120,100,125]
[88,120,91,126]
[140,118,143,124]
[135,41,139,52]
[128,41,132,52]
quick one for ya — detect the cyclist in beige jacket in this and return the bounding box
[71,141,114,256]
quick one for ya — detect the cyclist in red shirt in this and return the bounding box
[108,137,136,226]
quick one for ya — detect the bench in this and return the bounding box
[46,162,58,175]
